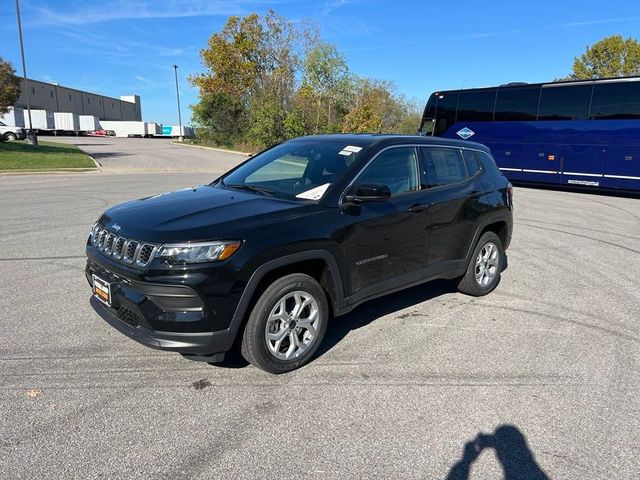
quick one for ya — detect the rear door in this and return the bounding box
[419,146,479,268]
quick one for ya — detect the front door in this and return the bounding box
[344,147,431,297]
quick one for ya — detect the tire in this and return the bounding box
[241,273,328,374]
[5,133,17,142]
[457,232,504,296]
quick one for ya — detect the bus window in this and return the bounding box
[420,118,435,136]
[434,92,458,136]
[538,84,593,120]
[590,81,640,119]
[419,94,438,135]
[424,93,438,119]
[456,89,497,122]
[494,85,540,121]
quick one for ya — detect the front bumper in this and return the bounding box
[86,261,238,359]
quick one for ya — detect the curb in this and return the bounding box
[0,168,99,176]
[87,153,103,173]
[170,141,252,156]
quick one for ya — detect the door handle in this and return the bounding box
[408,203,429,213]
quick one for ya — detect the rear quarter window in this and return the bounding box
[463,150,482,177]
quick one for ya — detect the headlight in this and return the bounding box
[157,241,241,264]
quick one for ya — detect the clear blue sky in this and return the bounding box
[1,0,639,125]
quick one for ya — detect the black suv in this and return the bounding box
[86,135,513,373]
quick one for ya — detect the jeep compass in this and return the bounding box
[86,135,513,373]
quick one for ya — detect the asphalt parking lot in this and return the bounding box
[1,140,639,479]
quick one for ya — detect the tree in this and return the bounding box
[190,10,305,147]
[0,57,21,116]
[191,92,245,146]
[302,42,350,132]
[341,79,422,134]
[190,11,423,148]
[569,35,640,79]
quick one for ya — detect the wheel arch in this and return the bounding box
[464,214,512,262]
[227,250,345,344]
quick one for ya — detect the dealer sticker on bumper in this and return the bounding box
[92,274,112,306]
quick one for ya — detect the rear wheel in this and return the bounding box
[457,232,504,296]
[241,273,328,374]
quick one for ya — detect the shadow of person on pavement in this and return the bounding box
[446,424,550,480]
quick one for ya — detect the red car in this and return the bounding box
[87,129,115,137]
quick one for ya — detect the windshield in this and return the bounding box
[220,141,364,200]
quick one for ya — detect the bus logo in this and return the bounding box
[456,127,475,140]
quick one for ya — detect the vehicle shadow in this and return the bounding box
[446,424,550,480]
[216,278,458,369]
[316,278,458,358]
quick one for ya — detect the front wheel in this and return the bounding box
[5,133,17,142]
[241,273,328,374]
[457,232,504,296]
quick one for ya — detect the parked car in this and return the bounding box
[86,134,513,373]
[0,121,27,141]
[87,129,115,137]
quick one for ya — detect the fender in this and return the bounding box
[207,250,346,351]
[464,211,512,262]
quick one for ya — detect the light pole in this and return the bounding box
[15,0,37,145]
[172,64,183,142]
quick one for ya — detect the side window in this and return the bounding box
[538,84,592,120]
[456,89,497,122]
[590,81,640,119]
[357,147,420,196]
[494,86,541,121]
[463,150,482,176]
[421,147,467,187]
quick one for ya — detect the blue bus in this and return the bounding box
[419,77,640,192]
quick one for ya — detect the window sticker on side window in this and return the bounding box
[295,183,331,200]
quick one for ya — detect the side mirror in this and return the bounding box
[344,183,391,204]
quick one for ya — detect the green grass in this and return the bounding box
[0,140,96,171]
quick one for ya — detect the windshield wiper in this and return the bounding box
[225,183,274,195]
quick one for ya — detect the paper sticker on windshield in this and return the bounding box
[338,145,363,156]
[296,183,331,200]
[343,145,362,153]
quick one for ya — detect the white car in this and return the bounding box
[0,121,27,141]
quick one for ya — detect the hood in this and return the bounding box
[99,185,309,243]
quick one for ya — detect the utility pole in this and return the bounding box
[172,65,183,142]
[15,0,37,145]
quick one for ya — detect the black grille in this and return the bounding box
[113,237,126,258]
[104,233,116,254]
[124,241,139,264]
[137,245,155,265]
[116,306,151,329]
